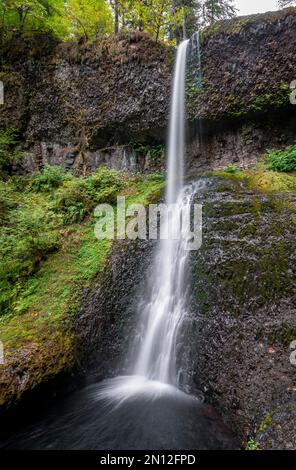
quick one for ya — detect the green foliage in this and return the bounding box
[30,165,72,192]
[202,0,237,26]
[0,0,113,42]
[0,128,22,177]
[52,167,125,223]
[246,439,260,450]
[0,0,238,44]
[0,167,164,360]
[110,0,185,42]
[0,191,62,315]
[130,140,164,160]
[0,181,18,223]
[223,164,241,174]
[266,146,296,173]
[0,166,161,316]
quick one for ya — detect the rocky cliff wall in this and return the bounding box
[186,7,296,170]
[1,9,296,173]
[0,32,171,173]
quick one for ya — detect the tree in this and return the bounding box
[278,0,296,7]
[0,0,113,42]
[202,0,237,25]
[172,0,202,41]
[111,0,185,42]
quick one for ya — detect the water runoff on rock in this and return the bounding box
[133,39,196,385]
[1,38,238,450]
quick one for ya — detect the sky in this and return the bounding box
[235,0,278,16]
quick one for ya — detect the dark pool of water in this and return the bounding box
[0,377,238,450]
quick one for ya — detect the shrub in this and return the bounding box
[52,167,125,224]
[30,165,72,192]
[223,164,241,174]
[130,139,164,160]
[0,198,61,315]
[0,181,18,223]
[53,179,92,224]
[266,146,296,172]
[0,128,22,177]
[245,439,260,451]
[90,167,125,204]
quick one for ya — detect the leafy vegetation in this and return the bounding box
[246,439,260,450]
[211,167,296,193]
[130,139,164,161]
[0,0,113,41]
[266,146,296,173]
[222,164,242,174]
[0,0,237,44]
[0,128,23,178]
[30,164,72,191]
[0,167,164,351]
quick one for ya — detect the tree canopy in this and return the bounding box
[0,0,113,41]
[278,0,296,7]
[0,0,237,43]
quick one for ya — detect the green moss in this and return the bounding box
[268,327,296,347]
[201,8,296,41]
[210,169,296,194]
[246,439,261,451]
[258,412,275,435]
[196,171,295,313]
[247,171,296,193]
[211,170,245,182]
[0,170,164,351]
[238,222,258,238]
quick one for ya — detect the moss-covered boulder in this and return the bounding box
[180,175,296,449]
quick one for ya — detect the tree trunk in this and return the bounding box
[114,0,119,34]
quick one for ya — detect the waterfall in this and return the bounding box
[190,31,203,145]
[133,39,192,385]
[166,39,189,204]
[97,38,200,400]
[191,31,202,88]
[3,36,239,451]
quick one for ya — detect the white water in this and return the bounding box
[100,39,196,399]
[133,39,192,385]
[166,39,189,204]
[3,37,239,451]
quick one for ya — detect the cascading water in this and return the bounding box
[2,38,238,450]
[190,31,203,145]
[166,39,188,204]
[133,39,192,385]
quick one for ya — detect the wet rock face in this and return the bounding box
[76,237,156,380]
[187,8,296,121]
[186,114,296,173]
[76,176,295,449]
[2,9,296,173]
[179,177,296,449]
[0,32,172,168]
